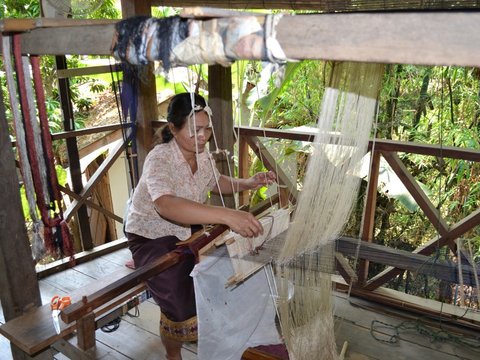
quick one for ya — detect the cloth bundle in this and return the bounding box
[111,15,287,69]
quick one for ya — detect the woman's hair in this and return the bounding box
[160,92,207,143]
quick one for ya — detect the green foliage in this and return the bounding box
[88,0,120,19]
[20,165,67,221]
[2,0,40,17]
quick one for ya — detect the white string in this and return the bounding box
[349,98,381,299]
[456,238,465,307]
[276,62,385,360]
[466,238,480,308]
[207,150,226,208]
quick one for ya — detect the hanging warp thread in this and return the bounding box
[275,62,385,360]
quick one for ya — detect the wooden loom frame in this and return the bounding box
[2,3,480,358]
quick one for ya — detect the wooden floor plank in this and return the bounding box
[72,257,125,279]
[53,336,133,360]
[334,294,479,360]
[41,268,97,294]
[100,248,132,267]
[96,320,198,360]
[121,301,160,335]
[39,279,69,305]
[335,318,477,360]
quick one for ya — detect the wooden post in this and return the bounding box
[56,55,93,251]
[208,64,235,208]
[238,136,250,206]
[357,150,380,285]
[76,312,96,350]
[120,0,157,176]
[40,0,93,251]
[0,77,42,360]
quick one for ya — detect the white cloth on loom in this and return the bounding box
[191,246,282,360]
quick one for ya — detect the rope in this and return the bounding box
[370,319,480,351]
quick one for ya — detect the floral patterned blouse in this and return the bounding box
[125,139,220,241]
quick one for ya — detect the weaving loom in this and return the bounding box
[111,12,386,360]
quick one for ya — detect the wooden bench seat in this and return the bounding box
[0,265,143,357]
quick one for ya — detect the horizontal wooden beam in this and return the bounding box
[56,64,122,79]
[11,12,480,67]
[335,284,480,335]
[61,250,183,323]
[35,238,128,279]
[0,18,117,32]
[51,124,127,141]
[337,237,480,287]
[19,23,115,56]
[238,126,480,161]
[276,12,480,67]
[150,1,480,11]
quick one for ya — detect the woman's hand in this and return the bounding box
[223,208,264,238]
[247,171,276,190]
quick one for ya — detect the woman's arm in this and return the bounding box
[213,171,276,194]
[154,195,264,238]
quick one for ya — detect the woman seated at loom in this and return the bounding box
[124,92,276,360]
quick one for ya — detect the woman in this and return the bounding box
[125,92,276,360]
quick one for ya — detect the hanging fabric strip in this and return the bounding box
[22,56,51,208]
[31,56,62,208]
[12,35,50,224]
[31,56,74,258]
[1,35,45,260]
[12,34,74,258]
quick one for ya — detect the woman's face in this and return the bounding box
[172,110,213,155]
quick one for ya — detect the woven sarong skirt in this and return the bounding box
[126,232,197,341]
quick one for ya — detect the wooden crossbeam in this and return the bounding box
[0,18,117,32]
[365,208,480,290]
[358,150,380,284]
[59,184,123,224]
[151,1,480,12]
[337,237,480,287]
[9,13,480,67]
[245,135,298,202]
[63,134,129,222]
[60,251,182,324]
[381,151,449,236]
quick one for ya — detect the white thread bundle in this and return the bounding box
[276,62,385,360]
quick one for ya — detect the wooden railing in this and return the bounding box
[24,123,480,291]
[235,125,480,290]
